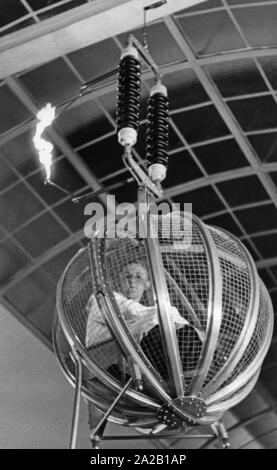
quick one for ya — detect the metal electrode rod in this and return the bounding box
[80,68,118,91]
[71,176,134,203]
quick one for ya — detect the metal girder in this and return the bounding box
[0,119,35,147]
[0,0,208,79]
[163,163,276,200]
[203,200,271,221]
[198,45,277,66]
[256,257,277,269]
[0,297,52,351]
[163,166,256,200]
[163,16,277,211]
[1,0,277,81]
[0,229,84,296]
[240,227,277,241]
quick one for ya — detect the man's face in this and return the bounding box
[120,263,150,302]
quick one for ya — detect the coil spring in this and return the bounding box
[116,55,141,132]
[146,93,169,167]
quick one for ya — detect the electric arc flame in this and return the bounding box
[33,103,56,181]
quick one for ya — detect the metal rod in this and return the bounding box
[44,179,73,197]
[90,377,133,441]
[72,177,133,203]
[52,68,119,122]
[101,434,215,441]
[211,421,230,449]
[69,350,83,449]
[188,217,223,396]
[81,68,118,91]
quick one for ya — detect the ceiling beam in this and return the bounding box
[256,257,277,269]
[202,200,271,222]
[163,16,277,211]
[199,45,277,66]
[163,163,277,201]
[0,297,52,351]
[163,166,256,199]
[0,0,207,79]
[0,230,84,296]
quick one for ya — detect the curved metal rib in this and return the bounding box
[202,232,260,399]
[96,229,202,422]
[188,215,223,396]
[144,212,184,398]
[206,370,260,413]
[206,282,274,404]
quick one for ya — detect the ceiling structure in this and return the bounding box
[0,0,277,449]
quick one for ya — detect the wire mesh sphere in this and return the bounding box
[54,211,273,429]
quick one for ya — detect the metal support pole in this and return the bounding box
[90,377,133,449]
[69,349,83,449]
[101,433,215,441]
[212,421,230,449]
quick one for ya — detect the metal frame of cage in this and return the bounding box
[54,202,274,448]
[49,27,274,449]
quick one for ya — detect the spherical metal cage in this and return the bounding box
[54,211,274,430]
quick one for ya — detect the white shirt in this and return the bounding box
[86,292,191,349]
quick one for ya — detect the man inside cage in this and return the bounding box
[85,259,203,380]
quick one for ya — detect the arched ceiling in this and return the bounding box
[0,0,277,449]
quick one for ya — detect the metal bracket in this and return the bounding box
[123,146,162,199]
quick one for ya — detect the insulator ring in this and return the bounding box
[146,92,169,168]
[116,53,141,141]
